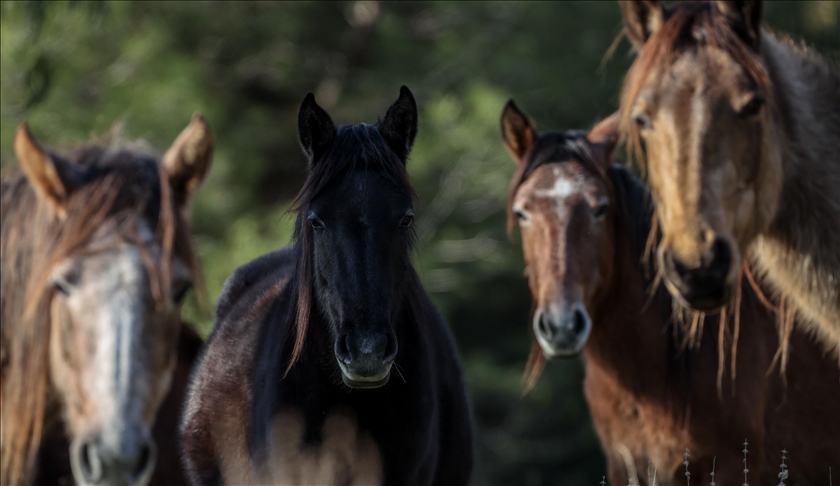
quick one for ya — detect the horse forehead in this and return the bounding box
[73,220,159,283]
[340,170,408,210]
[80,246,148,291]
[531,164,586,200]
[664,47,749,99]
[85,217,157,247]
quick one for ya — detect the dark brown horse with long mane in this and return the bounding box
[1,117,212,486]
[501,104,840,484]
[181,88,472,485]
[617,0,840,360]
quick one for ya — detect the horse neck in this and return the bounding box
[581,211,674,394]
[756,32,840,328]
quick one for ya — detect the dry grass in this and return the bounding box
[605,441,834,486]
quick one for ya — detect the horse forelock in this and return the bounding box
[0,144,201,485]
[290,124,416,214]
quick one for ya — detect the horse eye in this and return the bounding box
[52,277,73,296]
[633,112,652,130]
[591,201,609,220]
[514,208,530,223]
[172,280,193,305]
[308,213,325,230]
[738,94,764,117]
[400,211,414,229]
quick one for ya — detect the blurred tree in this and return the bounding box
[2,2,836,483]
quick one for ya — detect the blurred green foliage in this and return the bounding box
[2,2,837,483]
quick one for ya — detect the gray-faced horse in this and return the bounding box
[617,0,840,359]
[1,117,212,486]
[502,104,840,484]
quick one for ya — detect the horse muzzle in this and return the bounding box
[335,327,397,389]
[70,426,156,486]
[660,238,736,312]
[533,303,592,358]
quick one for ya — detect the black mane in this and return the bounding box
[514,130,591,189]
[291,123,416,216]
[606,164,692,398]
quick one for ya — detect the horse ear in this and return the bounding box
[379,86,418,162]
[162,114,214,207]
[15,124,81,218]
[500,100,536,165]
[620,0,664,51]
[586,113,620,169]
[715,0,762,50]
[298,92,337,166]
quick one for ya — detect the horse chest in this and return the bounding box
[584,367,687,475]
[257,400,437,486]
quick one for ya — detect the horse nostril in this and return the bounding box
[664,250,690,278]
[82,441,97,481]
[537,312,554,341]
[572,309,587,335]
[73,438,102,483]
[335,333,352,364]
[382,333,398,363]
[131,441,155,481]
[705,237,732,278]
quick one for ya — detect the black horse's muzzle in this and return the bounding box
[335,327,397,389]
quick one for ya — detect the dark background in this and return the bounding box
[2,2,837,483]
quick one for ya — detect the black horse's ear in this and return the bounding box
[379,86,418,162]
[715,0,763,51]
[620,0,664,51]
[500,100,536,165]
[298,92,337,166]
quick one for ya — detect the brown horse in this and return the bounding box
[616,0,840,358]
[501,103,840,485]
[1,117,211,486]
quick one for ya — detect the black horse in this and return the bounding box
[181,87,473,486]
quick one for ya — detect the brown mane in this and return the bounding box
[0,145,202,485]
[618,1,774,169]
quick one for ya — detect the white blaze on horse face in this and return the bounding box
[515,166,585,228]
[48,220,180,445]
[535,167,581,200]
[534,168,585,219]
